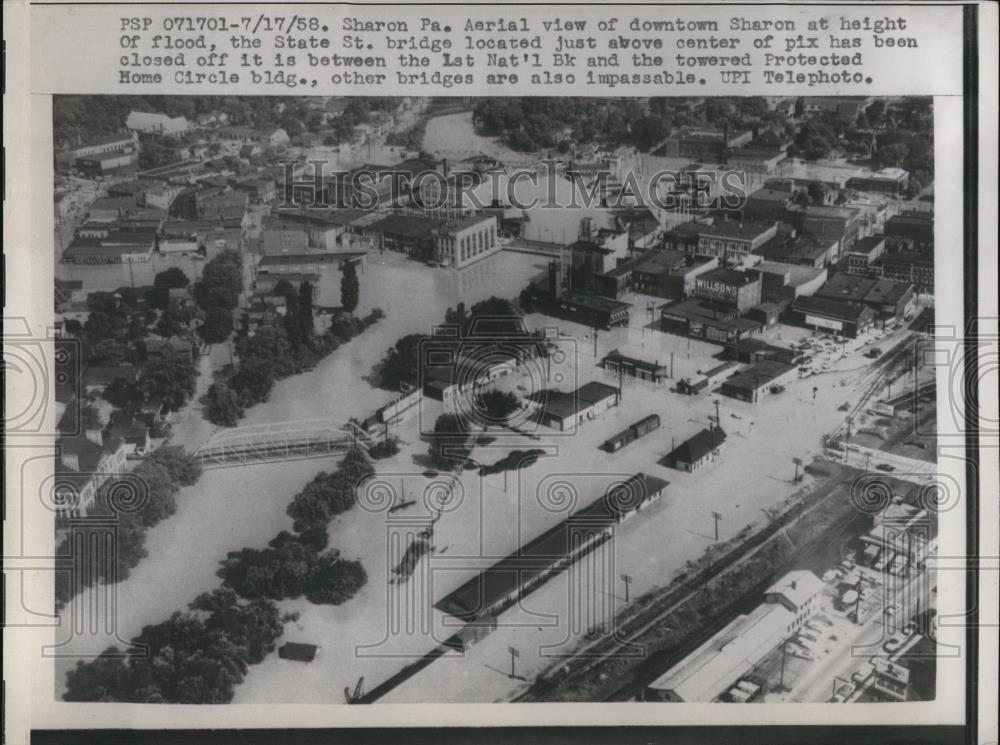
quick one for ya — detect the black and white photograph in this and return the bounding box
[49,93,942,705]
[2,2,996,744]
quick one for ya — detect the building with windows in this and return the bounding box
[884,214,933,251]
[644,570,824,702]
[872,252,934,291]
[54,431,128,518]
[631,251,718,300]
[600,350,668,383]
[537,381,620,431]
[660,297,764,344]
[126,110,190,135]
[365,213,445,261]
[662,426,727,472]
[436,473,669,651]
[846,236,887,275]
[71,132,137,159]
[726,148,787,175]
[848,167,910,194]
[434,214,499,268]
[693,268,763,313]
[688,219,779,262]
[718,359,798,403]
[62,231,156,264]
[753,232,840,268]
[790,295,876,339]
[796,204,862,253]
[75,151,138,178]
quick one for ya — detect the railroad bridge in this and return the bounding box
[194,419,374,468]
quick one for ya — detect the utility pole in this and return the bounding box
[508,646,520,679]
[779,638,789,690]
[618,363,623,401]
[711,510,722,541]
[593,325,598,357]
[845,415,853,462]
[620,573,632,604]
[670,351,674,380]
[792,456,803,484]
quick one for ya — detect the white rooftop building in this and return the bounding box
[644,570,823,702]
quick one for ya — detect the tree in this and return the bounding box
[89,339,129,366]
[146,445,202,486]
[631,115,670,152]
[154,267,190,290]
[206,382,244,427]
[141,351,197,411]
[297,281,315,341]
[200,307,234,344]
[155,300,194,338]
[194,250,243,312]
[476,390,520,424]
[340,261,359,314]
[377,333,428,391]
[428,413,472,471]
[807,181,829,205]
[306,556,367,605]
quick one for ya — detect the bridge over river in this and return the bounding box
[194,419,375,468]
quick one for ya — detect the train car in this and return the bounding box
[630,413,661,438]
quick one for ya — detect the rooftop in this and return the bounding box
[721,359,796,390]
[850,236,887,255]
[540,381,619,420]
[793,294,872,322]
[697,219,777,241]
[816,273,879,303]
[634,250,713,277]
[698,267,760,287]
[664,426,728,464]
[765,570,824,609]
[646,600,792,701]
[257,252,366,267]
[864,279,915,306]
[440,214,496,234]
[602,350,667,374]
[369,213,446,240]
[435,473,667,624]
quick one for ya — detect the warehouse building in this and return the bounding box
[537,381,619,431]
[719,359,798,403]
[644,570,823,702]
[436,473,669,651]
[791,295,876,339]
[601,350,668,383]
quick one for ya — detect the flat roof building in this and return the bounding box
[437,473,668,650]
[537,381,620,431]
[791,295,876,339]
[719,359,798,403]
[645,570,823,701]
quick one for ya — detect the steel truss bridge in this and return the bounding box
[194,419,374,468]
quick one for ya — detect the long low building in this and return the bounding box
[790,295,876,339]
[718,359,798,403]
[644,570,823,702]
[436,473,669,650]
[537,381,620,431]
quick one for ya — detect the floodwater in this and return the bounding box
[53,251,545,698]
